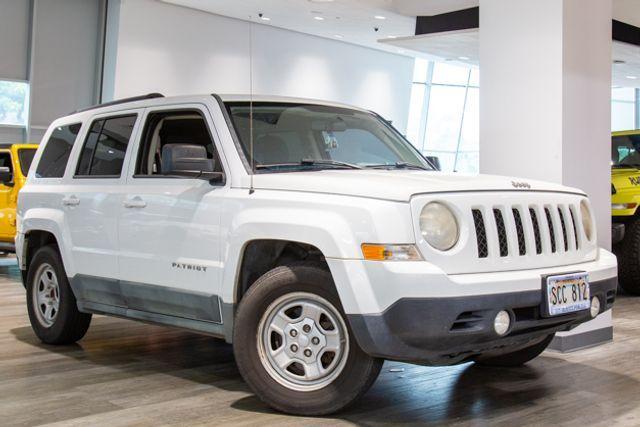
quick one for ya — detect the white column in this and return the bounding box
[479,0,613,351]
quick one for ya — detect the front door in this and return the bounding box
[118,105,226,323]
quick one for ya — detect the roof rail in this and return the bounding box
[72,93,164,114]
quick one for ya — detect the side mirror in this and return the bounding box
[161,144,224,184]
[425,156,441,171]
[0,167,13,185]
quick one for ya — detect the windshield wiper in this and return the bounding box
[255,159,362,171]
[299,159,363,169]
[364,161,430,171]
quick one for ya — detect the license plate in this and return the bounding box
[545,273,590,316]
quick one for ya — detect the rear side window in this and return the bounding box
[35,123,81,178]
[0,152,13,184]
[76,115,137,177]
[18,148,36,175]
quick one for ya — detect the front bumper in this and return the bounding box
[347,277,616,365]
[327,249,618,365]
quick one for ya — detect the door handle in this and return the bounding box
[62,195,80,206]
[123,197,147,209]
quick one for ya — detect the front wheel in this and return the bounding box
[616,219,640,295]
[475,334,554,367]
[233,263,383,416]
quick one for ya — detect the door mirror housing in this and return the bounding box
[160,144,223,184]
[0,166,13,185]
[425,156,441,171]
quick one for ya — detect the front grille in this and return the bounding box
[472,203,581,259]
[472,209,488,258]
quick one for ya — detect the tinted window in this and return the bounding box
[76,115,136,177]
[17,148,36,175]
[35,123,81,178]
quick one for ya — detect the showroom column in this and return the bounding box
[479,0,613,351]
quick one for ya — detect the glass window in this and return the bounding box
[424,85,466,152]
[17,148,36,175]
[612,87,635,102]
[469,68,480,87]
[225,102,432,172]
[431,62,470,86]
[458,87,479,152]
[35,123,81,178]
[0,80,29,127]
[413,58,429,83]
[76,115,136,177]
[612,101,635,132]
[405,84,426,147]
[136,111,222,176]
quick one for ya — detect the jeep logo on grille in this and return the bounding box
[511,181,531,189]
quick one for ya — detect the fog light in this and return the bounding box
[590,297,601,318]
[494,310,511,336]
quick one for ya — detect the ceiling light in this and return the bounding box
[387,35,397,39]
[458,56,470,60]
[308,0,334,3]
[314,16,325,21]
[334,34,343,38]
[260,16,270,21]
[374,15,386,20]
[626,75,638,80]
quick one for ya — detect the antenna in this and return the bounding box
[248,16,255,195]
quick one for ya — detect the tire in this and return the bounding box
[617,219,640,295]
[26,245,92,344]
[475,334,554,367]
[233,263,383,416]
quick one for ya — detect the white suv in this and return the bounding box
[17,93,617,415]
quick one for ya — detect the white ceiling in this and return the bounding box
[162,0,640,85]
[383,29,640,88]
[162,0,417,56]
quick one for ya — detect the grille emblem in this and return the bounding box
[511,181,531,189]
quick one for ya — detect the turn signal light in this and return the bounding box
[361,244,422,261]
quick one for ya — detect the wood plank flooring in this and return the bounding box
[1,259,640,426]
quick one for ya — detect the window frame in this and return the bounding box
[73,113,139,179]
[132,106,225,185]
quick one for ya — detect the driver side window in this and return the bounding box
[135,110,223,178]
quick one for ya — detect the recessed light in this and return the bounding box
[260,16,271,21]
[374,15,386,20]
[626,75,638,80]
[314,16,325,21]
[458,56,470,60]
[387,35,397,39]
[334,34,343,38]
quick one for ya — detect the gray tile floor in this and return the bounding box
[1,259,639,426]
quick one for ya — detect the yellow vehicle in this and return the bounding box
[612,130,640,294]
[0,144,38,253]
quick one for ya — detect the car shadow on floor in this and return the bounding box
[10,315,640,425]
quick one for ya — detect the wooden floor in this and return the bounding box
[2,260,640,426]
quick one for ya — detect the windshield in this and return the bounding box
[225,102,434,172]
[612,133,640,168]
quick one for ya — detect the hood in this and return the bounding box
[248,170,582,202]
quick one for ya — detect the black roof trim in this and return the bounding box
[72,93,164,114]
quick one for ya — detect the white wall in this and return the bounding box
[107,0,414,131]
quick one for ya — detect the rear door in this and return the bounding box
[0,149,16,242]
[63,111,141,306]
[118,104,227,323]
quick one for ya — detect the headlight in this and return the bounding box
[580,200,594,241]
[419,202,459,251]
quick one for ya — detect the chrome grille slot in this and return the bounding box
[529,208,543,255]
[558,207,568,251]
[512,208,526,256]
[472,209,488,258]
[544,207,557,253]
[569,206,580,250]
[493,208,508,257]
